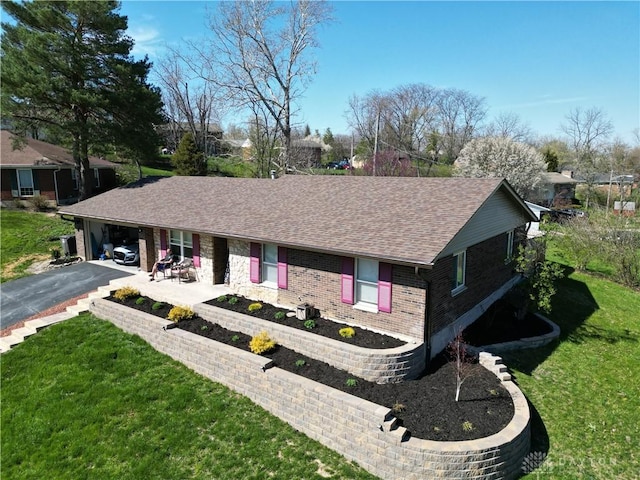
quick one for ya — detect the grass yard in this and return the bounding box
[0,315,377,480]
[507,270,640,479]
[0,210,75,282]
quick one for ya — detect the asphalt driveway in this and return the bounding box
[0,262,133,330]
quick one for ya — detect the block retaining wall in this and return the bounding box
[90,298,531,480]
[194,302,425,384]
[468,314,561,356]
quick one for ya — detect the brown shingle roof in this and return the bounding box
[0,130,115,168]
[60,175,527,266]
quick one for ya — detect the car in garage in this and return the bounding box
[113,242,140,266]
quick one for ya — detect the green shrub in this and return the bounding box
[345,378,358,387]
[249,331,276,355]
[462,421,474,432]
[216,295,228,302]
[303,319,316,330]
[113,286,140,302]
[248,302,263,312]
[51,247,61,260]
[295,359,306,367]
[339,327,356,338]
[167,305,195,323]
[231,335,240,342]
[135,297,146,305]
[152,302,165,310]
[228,297,238,305]
[274,311,286,321]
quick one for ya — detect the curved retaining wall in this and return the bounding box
[468,314,560,356]
[194,302,425,384]
[90,298,531,480]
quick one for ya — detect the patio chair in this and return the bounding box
[170,258,198,283]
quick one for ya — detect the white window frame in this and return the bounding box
[506,230,514,262]
[452,250,466,295]
[261,243,278,285]
[94,168,100,188]
[17,169,35,196]
[169,230,193,260]
[355,258,379,312]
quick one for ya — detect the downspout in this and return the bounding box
[415,267,432,367]
[53,167,61,206]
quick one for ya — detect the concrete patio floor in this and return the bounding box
[90,260,231,308]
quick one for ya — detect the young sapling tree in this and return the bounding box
[447,329,477,402]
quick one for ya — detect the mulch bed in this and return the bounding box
[107,294,516,441]
[204,295,406,349]
[463,299,553,346]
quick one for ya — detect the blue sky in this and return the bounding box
[120,1,640,143]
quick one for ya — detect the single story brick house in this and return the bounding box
[59,175,537,360]
[0,130,117,206]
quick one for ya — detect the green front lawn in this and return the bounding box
[509,270,640,478]
[0,315,377,480]
[0,210,75,282]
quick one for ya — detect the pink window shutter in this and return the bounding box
[378,262,393,313]
[341,257,355,305]
[249,242,261,283]
[192,234,201,267]
[277,247,288,289]
[160,229,167,257]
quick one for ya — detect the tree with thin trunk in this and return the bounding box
[561,107,613,208]
[446,330,476,402]
[1,0,163,197]
[189,0,333,173]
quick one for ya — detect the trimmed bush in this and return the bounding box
[248,302,263,312]
[152,302,165,310]
[339,327,356,338]
[228,297,238,305]
[28,194,50,211]
[167,305,195,323]
[303,319,316,330]
[135,297,146,305]
[249,331,276,355]
[216,295,228,302]
[113,286,140,302]
[274,311,286,321]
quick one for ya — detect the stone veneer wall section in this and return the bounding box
[194,302,425,384]
[90,298,531,480]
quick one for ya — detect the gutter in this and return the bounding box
[53,167,62,206]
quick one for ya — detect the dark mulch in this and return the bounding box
[204,295,406,349]
[463,299,553,346]
[108,295,516,441]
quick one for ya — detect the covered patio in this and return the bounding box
[91,260,231,308]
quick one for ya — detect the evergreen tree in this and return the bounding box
[1,1,163,199]
[172,133,207,176]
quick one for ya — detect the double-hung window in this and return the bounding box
[262,243,278,285]
[341,257,392,313]
[356,258,379,307]
[170,230,193,260]
[249,243,288,289]
[94,168,100,188]
[506,230,514,261]
[72,169,79,190]
[17,169,35,196]
[452,250,466,295]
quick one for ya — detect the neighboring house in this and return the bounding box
[0,130,117,206]
[525,201,550,237]
[157,122,223,156]
[529,172,579,207]
[60,175,537,362]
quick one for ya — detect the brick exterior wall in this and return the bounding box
[427,232,519,336]
[90,298,531,480]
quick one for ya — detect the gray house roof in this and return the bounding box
[60,176,536,267]
[0,130,115,168]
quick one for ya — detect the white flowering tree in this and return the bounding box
[453,137,546,199]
